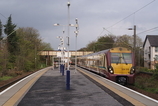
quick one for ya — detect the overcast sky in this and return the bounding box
[0,0,158,50]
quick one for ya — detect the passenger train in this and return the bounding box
[77,47,135,85]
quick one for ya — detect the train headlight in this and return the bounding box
[130,67,135,74]
[108,66,114,74]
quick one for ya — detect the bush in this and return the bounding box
[135,74,158,93]
[139,67,149,72]
[135,76,147,89]
[153,70,158,80]
[24,60,34,72]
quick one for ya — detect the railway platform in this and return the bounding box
[18,67,131,106]
[1,66,157,106]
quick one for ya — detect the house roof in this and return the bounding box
[143,35,158,47]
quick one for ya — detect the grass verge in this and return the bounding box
[0,76,13,81]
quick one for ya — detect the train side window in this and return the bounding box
[104,55,107,69]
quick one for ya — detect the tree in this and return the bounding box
[86,35,115,52]
[16,27,53,71]
[135,36,143,67]
[96,35,115,51]
[80,35,116,52]
[3,15,19,69]
[4,15,18,54]
[78,47,87,51]
[114,35,133,49]
[0,20,3,50]
[0,15,53,76]
[86,41,97,51]
[0,20,9,76]
[40,42,52,51]
[0,20,2,40]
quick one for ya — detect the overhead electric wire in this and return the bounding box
[0,13,7,19]
[106,0,156,29]
[137,26,158,35]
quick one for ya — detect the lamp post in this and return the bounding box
[54,23,77,69]
[128,25,136,55]
[57,36,65,74]
[54,24,65,44]
[54,24,66,50]
[68,19,79,73]
[54,1,71,89]
[67,1,70,70]
[54,24,66,67]
[74,18,79,72]
[66,1,70,90]
[54,24,67,75]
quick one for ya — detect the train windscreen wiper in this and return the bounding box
[122,56,128,65]
[116,56,128,65]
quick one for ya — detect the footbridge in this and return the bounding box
[39,50,93,66]
[39,50,93,57]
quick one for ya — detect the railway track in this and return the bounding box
[0,78,20,92]
[0,71,35,92]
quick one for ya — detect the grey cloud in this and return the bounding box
[0,0,157,50]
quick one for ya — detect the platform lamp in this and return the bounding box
[54,23,66,65]
[66,1,70,90]
[75,18,79,73]
[57,36,65,75]
[70,18,79,73]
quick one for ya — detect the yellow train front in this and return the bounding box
[77,47,135,85]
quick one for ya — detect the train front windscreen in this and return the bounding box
[111,53,132,64]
